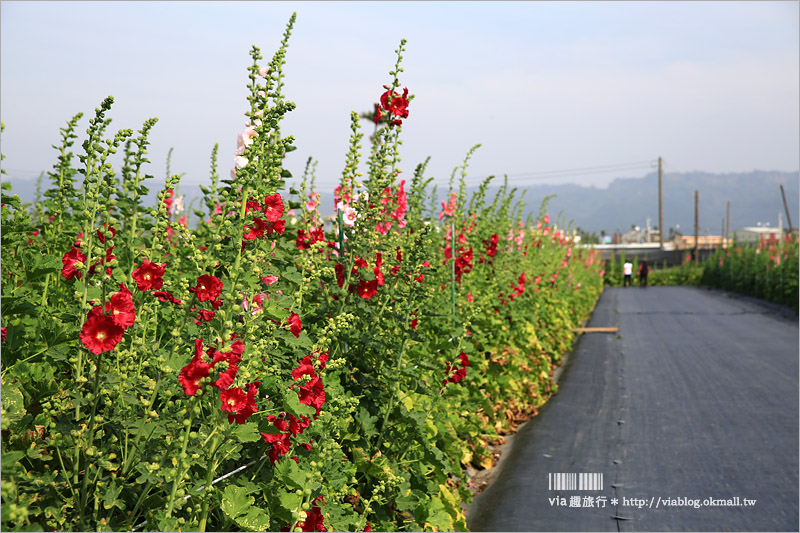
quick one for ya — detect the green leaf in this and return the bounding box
[221,485,253,521]
[284,391,316,419]
[235,506,270,532]
[356,407,378,438]
[418,496,453,532]
[274,456,305,490]
[281,267,302,285]
[1,451,25,474]
[102,481,124,511]
[230,422,262,443]
[276,489,302,515]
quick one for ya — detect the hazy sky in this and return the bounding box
[2,1,798,196]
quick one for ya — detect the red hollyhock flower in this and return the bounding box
[373,103,382,124]
[288,414,311,436]
[262,275,279,286]
[193,309,215,324]
[296,229,311,250]
[316,351,329,369]
[268,219,286,235]
[163,189,174,213]
[132,260,165,291]
[191,274,223,302]
[380,87,410,122]
[96,224,116,244]
[243,218,268,240]
[154,290,183,305]
[262,193,285,223]
[226,381,259,424]
[61,247,86,280]
[220,386,248,414]
[80,312,125,354]
[292,355,316,381]
[287,312,302,338]
[334,263,345,288]
[178,339,213,396]
[107,283,136,329]
[356,279,378,300]
[295,497,327,532]
[1,327,6,342]
[297,375,325,415]
[213,361,238,391]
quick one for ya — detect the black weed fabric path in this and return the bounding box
[467,286,799,532]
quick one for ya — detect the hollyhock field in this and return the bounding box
[1,15,604,532]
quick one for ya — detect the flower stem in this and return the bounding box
[197,432,223,532]
[165,401,195,519]
[374,338,407,452]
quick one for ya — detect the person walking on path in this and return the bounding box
[639,259,650,288]
[623,259,633,287]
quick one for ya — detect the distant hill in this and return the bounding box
[3,170,797,235]
[509,170,799,235]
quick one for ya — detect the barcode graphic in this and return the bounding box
[548,473,603,491]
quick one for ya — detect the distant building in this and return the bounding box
[620,228,661,244]
[676,235,726,250]
[733,227,784,244]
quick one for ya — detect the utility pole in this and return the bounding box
[780,184,794,233]
[721,218,726,250]
[726,201,731,247]
[694,190,699,264]
[658,156,664,249]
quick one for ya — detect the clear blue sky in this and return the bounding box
[2,1,798,195]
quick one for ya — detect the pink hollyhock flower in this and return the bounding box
[343,206,357,226]
[439,193,457,220]
[234,155,249,169]
[238,127,257,149]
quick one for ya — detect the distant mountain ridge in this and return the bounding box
[4,170,797,235]
[509,170,799,235]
